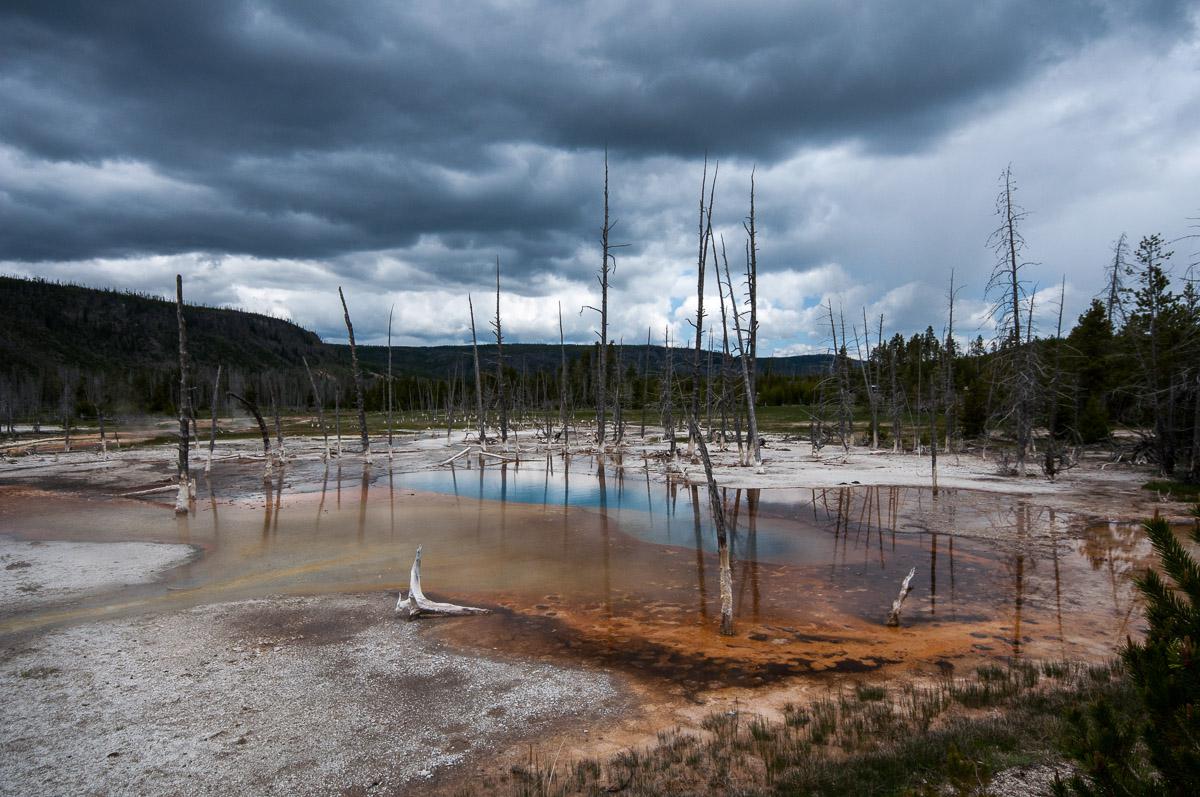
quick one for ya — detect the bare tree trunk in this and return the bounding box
[720,236,762,471]
[97,406,106,458]
[175,274,191,514]
[929,367,939,492]
[469,294,487,450]
[227,391,271,457]
[690,158,716,457]
[1043,277,1068,480]
[686,412,733,636]
[889,341,902,452]
[705,328,714,439]
[302,357,329,460]
[1004,168,1022,345]
[338,287,370,457]
[595,151,612,445]
[639,326,650,440]
[387,304,394,457]
[206,364,222,472]
[853,315,877,449]
[333,379,343,457]
[713,239,733,451]
[886,567,916,626]
[743,175,762,466]
[445,361,458,442]
[613,341,625,444]
[988,165,1033,472]
[558,302,569,449]
[493,258,508,443]
[745,169,759,427]
[663,326,675,457]
[828,303,852,454]
[268,375,283,458]
[944,271,957,453]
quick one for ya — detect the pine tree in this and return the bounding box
[1058,515,1200,796]
[1122,516,1200,792]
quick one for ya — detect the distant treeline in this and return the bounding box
[0,273,831,417]
[1,252,1197,484]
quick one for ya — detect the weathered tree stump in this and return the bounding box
[886,567,917,627]
[395,546,488,619]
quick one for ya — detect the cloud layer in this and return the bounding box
[1,0,1197,351]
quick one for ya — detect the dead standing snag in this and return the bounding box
[686,413,734,636]
[175,275,191,514]
[338,286,370,457]
[227,391,272,475]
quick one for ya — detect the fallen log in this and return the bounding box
[395,546,488,619]
[435,447,472,467]
[886,566,916,627]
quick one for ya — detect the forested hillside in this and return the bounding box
[0,276,833,419]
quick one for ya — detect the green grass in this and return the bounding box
[462,660,1127,796]
[1142,480,1200,501]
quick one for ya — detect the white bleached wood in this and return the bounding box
[435,447,472,467]
[174,478,189,515]
[886,566,916,627]
[395,546,488,618]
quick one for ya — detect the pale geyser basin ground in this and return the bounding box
[0,447,1180,795]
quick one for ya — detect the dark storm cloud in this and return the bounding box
[1,0,1189,266]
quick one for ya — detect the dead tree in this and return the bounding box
[492,258,508,443]
[611,342,622,443]
[705,328,714,438]
[386,304,395,456]
[444,360,459,442]
[889,334,905,452]
[338,287,370,456]
[227,391,271,458]
[468,294,487,449]
[175,274,191,514]
[886,567,916,626]
[1042,277,1069,481]
[943,271,959,453]
[853,314,878,449]
[206,364,222,472]
[558,302,569,448]
[301,356,329,460]
[331,376,343,457]
[84,374,108,459]
[744,169,759,425]
[689,157,717,457]
[712,235,734,450]
[59,375,73,453]
[990,165,1026,347]
[267,373,284,456]
[686,412,734,636]
[662,325,676,456]
[1105,233,1129,326]
[986,165,1035,474]
[719,235,762,470]
[587,150,614,445]
[826,302,853,454]
[929,349,939,490]
[395,546,488,618]
[639,326,651,439]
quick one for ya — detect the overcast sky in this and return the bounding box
[2,1,1197,353]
